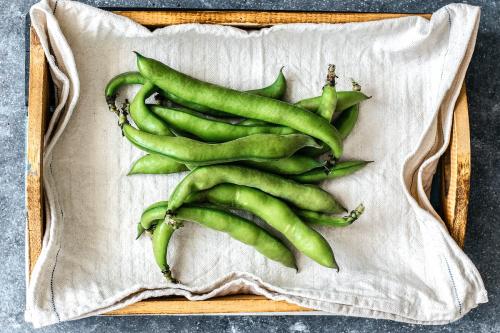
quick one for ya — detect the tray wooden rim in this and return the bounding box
[27,10,470,316]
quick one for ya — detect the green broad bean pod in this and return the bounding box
[140,202,173,231]
[145,200,169,211]
[152,219,176,281]
[316,65,338,122]
[295,91,370,114]
[104,71,146,111]
[161,92,231,118]
[128,153,324,176]
[334,104,359,139]
[185,183,338,269]
[242,155,326,175]
[167,165,345,213]
[129,81,172,136]
[105,71,145,96]
[247,67,287,99]
[164,67,287,116]
[141,203,297,270]
[122,123,321,165]
[128,154,188,175]
[296,204,364,227]
[135,53,343,158]
[292,160,372,183]
[105,69,287,118]
[150,105,296,142]
[136,222,146,239]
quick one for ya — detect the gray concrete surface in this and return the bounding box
[1,0,498,332]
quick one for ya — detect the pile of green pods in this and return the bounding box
[105,53,371,282]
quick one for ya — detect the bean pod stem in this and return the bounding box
[316,65,338,122]
[297,204,365,227]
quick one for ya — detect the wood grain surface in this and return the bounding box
[107,295,309,315]
[441,85,471,248]
[27,27,48,276]
[27,10,469,316]
[115,10,431,27]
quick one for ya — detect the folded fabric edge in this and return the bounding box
[415,6,488,309]
[397,2,487,320]
[28,267,481,327]
[30,274,484,327]
[26,0,81,325]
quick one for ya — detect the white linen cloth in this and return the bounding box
[26,0,487,327]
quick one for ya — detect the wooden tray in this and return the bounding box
[27,10,470,315]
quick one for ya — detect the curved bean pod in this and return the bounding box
[334,104,359,139]
[105,69,286,117]
[247,67,287,99]
[297,204,364,227]
[195,203,361,230]
[145,200,169,212]
[135,53,343,158]
[150,105,295,142]
[142,203,296,269]
[104,71,146,111]
[105,72,146,97]
[136,222,146,239]
[185,184,337,269]
[168,165,345,213]
[128,153,323,176]
[123,123,321,165]
[152,219,177,281]
[128,154,188,175]
[162,68,287,117]
[294,96,320,111]
[243,155,326,175]
[141,203,170,231]
[295,91,370,114]
[130,81,172,136]
[292,160,372,183]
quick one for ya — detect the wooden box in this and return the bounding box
[27,10,470,315]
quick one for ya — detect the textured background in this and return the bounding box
[1,0,498,332]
